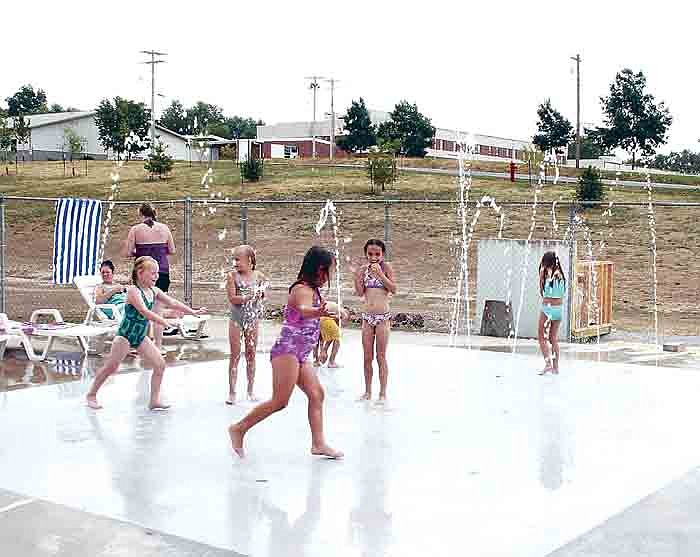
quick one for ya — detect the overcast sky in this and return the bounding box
[3,0,694,153]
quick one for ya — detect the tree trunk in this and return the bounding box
[632,151,636,170]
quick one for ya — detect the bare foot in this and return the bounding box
[226,394,236,405]
[86,396,102,410]
[357,393,371,402]
[228,425,245,457]
[247,392,259,402]
[149,403,171,411]
[311,444,344,459]
[538,366,554,376]
[377,394,387,404]
[328,362,343,369]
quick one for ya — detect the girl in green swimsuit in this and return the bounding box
[86,256,207,410]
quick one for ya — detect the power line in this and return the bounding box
[322,78,339,160]
[305,76,325,159]
[140,50,167,150]
[570,54,581,168]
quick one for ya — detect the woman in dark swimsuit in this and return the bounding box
[123,203,176,348]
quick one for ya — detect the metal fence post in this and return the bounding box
[241,202,248,244]
[384,201,391,260]
[567,203,576,342]
[0,196,5,314]
[184,197,193,307]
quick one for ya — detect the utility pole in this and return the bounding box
[140,50,167,153]
[305,76,324,159]
[570,53,581,169]
[323,78,338,160]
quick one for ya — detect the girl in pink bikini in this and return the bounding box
[353,239,397,403]
[228,246,345,459]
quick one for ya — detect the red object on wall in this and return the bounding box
[509,161,516,182]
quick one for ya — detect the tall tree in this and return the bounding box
[186,102,225,135]
[94,97,151,160]
[14,115,31,148]
[376,100,435,157]
[225,116,262,139]
[567,127,606,159]
[532,99,572,154]
[6,85,47,116]
[339,98,376,152]
[597,69,672,169]
[157,100,189,134]
[0,116,13,160]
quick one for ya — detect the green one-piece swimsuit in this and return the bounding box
[117,286,155,348]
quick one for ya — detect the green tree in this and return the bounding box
[597,69,672,169]
[533,99,572,154]
[576,166,605,208]
[6,85,47,116]
[376,100,435,157]
[0,116,13,161]
[187,102,225,135]
[567,127,606,159]
[13,115,31,154]
[144,140,174,179]
[225,116,262,139]
[241,155,263,182]
[63,128,85,161]
[157,100,189,134]
[94,97,151,160]
[339,98,376,152]
[365,144,397,194]
[49,103,64,113]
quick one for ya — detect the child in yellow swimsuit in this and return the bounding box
[314,316,342,368]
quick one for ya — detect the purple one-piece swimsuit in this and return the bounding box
[270,288,321,363]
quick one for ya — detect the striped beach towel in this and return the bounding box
[53,198,103,284]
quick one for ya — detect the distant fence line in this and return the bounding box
[0,195,698,342]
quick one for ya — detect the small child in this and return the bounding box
[226,245,267,404]
[314,315,343,368]
[538,251,566,375]
[228,246,344,459]
[353,239,396,402]
[86,256,207,410]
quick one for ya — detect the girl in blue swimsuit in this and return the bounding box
[538,251,566,375]
[86,256,207,410]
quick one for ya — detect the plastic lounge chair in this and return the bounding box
[73,275,124,327]
[74,275,210,340]
[1,309,112,361]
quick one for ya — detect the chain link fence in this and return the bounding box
[0,196,698,343]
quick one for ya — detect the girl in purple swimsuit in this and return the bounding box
[353,239,397,403]
[228,246,344,459]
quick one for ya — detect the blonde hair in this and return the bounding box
[234,244,257,270]
[132,256,159,284]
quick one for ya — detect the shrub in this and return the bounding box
[365,146,397,193]
[576,166,604,207]
[241,156,264,182]
[144,141,174,180]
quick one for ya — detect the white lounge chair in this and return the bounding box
[73,275,124,327]
[73,275,210,340]
[0,309,112,361]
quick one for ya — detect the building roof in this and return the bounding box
[7,111,95,129]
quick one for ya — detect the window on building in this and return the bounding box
[284,145,298,159]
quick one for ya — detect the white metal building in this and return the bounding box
[11,111,194,161]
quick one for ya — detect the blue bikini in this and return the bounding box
[542,277,565,322]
